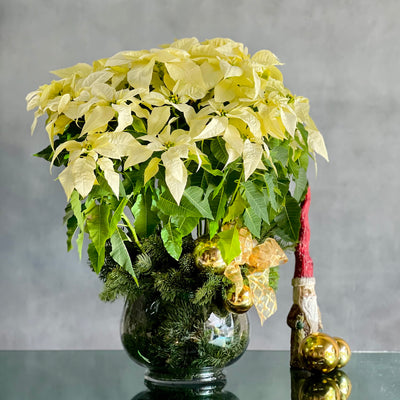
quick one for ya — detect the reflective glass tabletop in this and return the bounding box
[0,350,399,399]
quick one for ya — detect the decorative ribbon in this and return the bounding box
[224,228,288,325]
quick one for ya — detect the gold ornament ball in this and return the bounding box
[299,376,340,400]
[224,285,253,314]
[193,237,227,274]
[334,337,351,368]
[329,370,352,400]
[299,333,340,373]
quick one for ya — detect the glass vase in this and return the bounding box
[121,292,249,393]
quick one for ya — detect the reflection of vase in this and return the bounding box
[121,293,249,392]
[132,389,240,400]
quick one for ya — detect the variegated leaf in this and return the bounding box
[162,152,187,204]
[243,139,263,181]
[112,104,133,132]
[147,106,170,136]
[81,105,115,136]
[97,157,120,197]
[144,157,161,184]
[127,59,155,89]
[71,156,97,198]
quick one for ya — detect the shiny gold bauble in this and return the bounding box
[328,370,352,400]
[333,337,351,368]
[193,237,227,274]
[299,333,340,373]
[224,285,253,314]
[299,376,340,400]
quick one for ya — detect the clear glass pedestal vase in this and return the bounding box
[121,293,249,393]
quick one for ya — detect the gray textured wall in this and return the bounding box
[1,0,399,351]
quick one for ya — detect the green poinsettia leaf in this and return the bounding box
[293,167,308,202]
[156,190,201,218]
[34,144,68,167]
[86,174,114,203]
[297,122,309,144]
[110,197,129,235]
[298,147,310,171]
[243,207,262,238]
[110,228,137,283]
[263,174,278,211]
[161,219,183,260]
[76,231,85,259]
[223,192,247,224]
[270,144,289,169]
[70,190,85,258]
[183,186,213,219]
[131,192,159,238]
[171,215,199,237]
[210,136,228,165]
[70,191,84,228]
[122,169,144,197]
[131,115,147,133]
[87,243,98,271]
[217,227,241,265]
[243,181,269,223]
[188,154,223,177]
[66,215,77,252]
[85,202,111,272]
[288,149,300,177]
[209,190,228,238]
[274,196,301,243]
[63,202,74,224]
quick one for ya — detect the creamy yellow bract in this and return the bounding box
[27,37,327,204]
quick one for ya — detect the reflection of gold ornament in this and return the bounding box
[329,370,352,400]
[193,237,226,274]
[224,285,253,314]
[300,376,340,400]
[299,333,339,373]
[334,337,351,368]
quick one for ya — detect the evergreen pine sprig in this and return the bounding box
[152,268,190,302]
[193,273,223,306]
[135,253,152,276]
[99,268,138,302]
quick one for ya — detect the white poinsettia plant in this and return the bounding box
[27,37,327,281]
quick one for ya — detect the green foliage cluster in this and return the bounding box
[100,234,224,306]
[101,234,249,374]
[99,232,280,305]
[59,121,307,286]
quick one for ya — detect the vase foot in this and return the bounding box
[133,389,239,400]
[144,368,227,396]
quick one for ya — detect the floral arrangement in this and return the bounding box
[27,37,327,326]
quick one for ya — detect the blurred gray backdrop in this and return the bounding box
[1,0,399,351]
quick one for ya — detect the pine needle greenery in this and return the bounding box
[103,233,249,372]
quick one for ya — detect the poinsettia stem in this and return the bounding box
[228,169,244,208]
[121,212,143,251]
